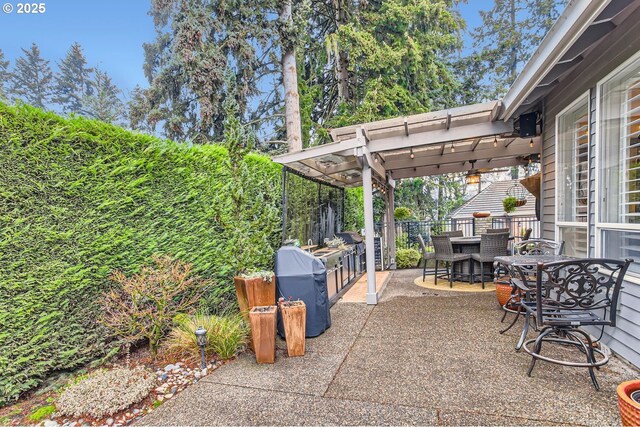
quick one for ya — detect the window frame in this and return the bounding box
[554,91,590,255]
[595,50,640,275]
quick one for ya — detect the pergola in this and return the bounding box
[273,100,541,304]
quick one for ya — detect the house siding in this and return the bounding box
[540,4,640,368]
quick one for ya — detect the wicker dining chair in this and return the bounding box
[470,232,509,288]
[487,227,510,234]
[417,235,435,281]
[432,235,471,287]
[442,230,464,237]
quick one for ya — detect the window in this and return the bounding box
[597,52,640,275]
[556,93,589,257]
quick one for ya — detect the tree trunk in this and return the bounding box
[281,0,303,153]
[335,0,350,101]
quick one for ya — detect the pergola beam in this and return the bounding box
[390,156,529,179]
[367,120,513,153]
[382,138,540,171]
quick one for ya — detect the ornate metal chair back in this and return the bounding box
[534,258,633,327]
[513,239,564,256]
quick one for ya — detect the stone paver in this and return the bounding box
[138,269,639,426]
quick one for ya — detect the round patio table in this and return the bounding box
[449,236,481,281]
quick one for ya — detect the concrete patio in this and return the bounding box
[138,269,639,426]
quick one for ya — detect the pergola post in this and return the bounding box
[386,183,396,269]
[362,160,378,305]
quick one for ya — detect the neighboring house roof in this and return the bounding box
[450,180,536,219]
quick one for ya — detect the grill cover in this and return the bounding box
[275,246,331,337]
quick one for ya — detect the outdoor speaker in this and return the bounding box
[519,112,537,137]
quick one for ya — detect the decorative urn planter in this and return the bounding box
[249,306,277,364]
[279,299,306,357]
[618,380,640,426]
[473,211,491,218]
[495,281,514,307]
[234,272,276,319]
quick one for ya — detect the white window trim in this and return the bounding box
[594,49,640,273]
[555,91,590,243]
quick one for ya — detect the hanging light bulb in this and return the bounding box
[451,142,455,153]
[493,136,498,148]
[410,148,415,159]
[374,155,378,163]
[529,157,532,164]
[529,138,534,148]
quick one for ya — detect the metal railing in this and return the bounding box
[375,216,540,251]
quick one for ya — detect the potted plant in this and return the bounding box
[249,305,277,364]
[617,380,640,426]
[278,297,306,357]
[234,271,276,319]
[502,196,517,214]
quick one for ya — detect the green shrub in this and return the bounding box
[165,313,249,361]
[0,103,281,404]
[101,255,208,357]
[396,248,421,269]
[28,405,55,422]
[394,206,413,220]
[502,196,517,213]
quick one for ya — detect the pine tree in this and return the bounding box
[299,0,463,140]
[0,49,10,99]
[53,43,93,113]
[81,68,124,124]
[135,0,279,143]
[9,43,53,109]
[466,0,566,99]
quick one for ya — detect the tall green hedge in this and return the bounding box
[0,104,282,404]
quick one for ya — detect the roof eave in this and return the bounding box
[500,0,612,121]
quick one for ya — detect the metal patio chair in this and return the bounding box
[520,258,633,390]
[471,232,509,288]
[432,235,471,287]
[513,238,564,256]
[417,235,435,281]
[499,239,566,334]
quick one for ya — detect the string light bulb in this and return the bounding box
[451,142,455,153]
[493,136,498,148]
[374,155,378,163]
[529,138,534,148]
[410,148,415,159]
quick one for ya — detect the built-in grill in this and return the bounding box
[277,231,366,312]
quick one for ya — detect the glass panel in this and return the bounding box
[601,229,640,276]
[600,59,640,224]
[557,96,589,222]
[557,226,588,257]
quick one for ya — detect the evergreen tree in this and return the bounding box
[9,43,53,109]
[299,0,463,142]
[135,0,279,143]
[128,85,153,132]
[82,68,124,124]
[0,49,10,99]
[53,43,93,113]
[465,0,565,99]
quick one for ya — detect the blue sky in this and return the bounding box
[0,0,484,95]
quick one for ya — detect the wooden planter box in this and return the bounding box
[279,301,306,357]
[234,275,276,319]
[249,306,277,364]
